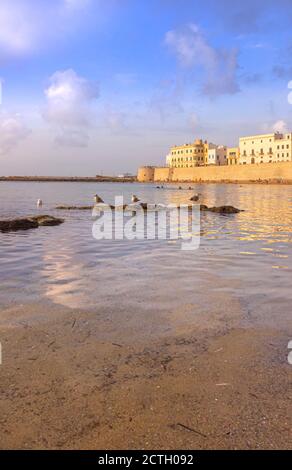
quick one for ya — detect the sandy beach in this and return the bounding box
[0,298,290,450]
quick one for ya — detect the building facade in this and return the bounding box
[239,132,292,164]
[166,131,292,169]
[227,147,240,165]
[167,139,228,168]
[167,139,206,168]
[207,145,227,166]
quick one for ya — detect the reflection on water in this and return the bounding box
[0,181,292,328]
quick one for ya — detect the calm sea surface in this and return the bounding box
[0,181,292,330]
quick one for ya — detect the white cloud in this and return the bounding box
[0,113,30,155]
[0,1,39,55]
[165,24,239,97]
[43,69,99,147]
[273,120,288,133]
[0,0,91,58]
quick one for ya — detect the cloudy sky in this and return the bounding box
[1,0,292,175]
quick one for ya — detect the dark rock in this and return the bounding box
[0,218,39,232]
[200,205,242,214]
[207,205,242,214]
[56,205,93,210]
[0,215,64,232]
[33,215,64,226]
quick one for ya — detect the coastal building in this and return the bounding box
[165,131,292,169]
[227,147,240,165]
[167,139,206,168]
[239,132,292,164]
[167,139,228,167]
[207,145,227,166]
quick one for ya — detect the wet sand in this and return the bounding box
[0,300,291,450]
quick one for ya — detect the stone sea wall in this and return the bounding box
[137,162,292,184]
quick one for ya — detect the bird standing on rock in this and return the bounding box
[131,195,140,203]
[94,194,104,204]
[190,193,200,202]
[37,199,43,207]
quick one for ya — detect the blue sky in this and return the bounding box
[1,0,292,175]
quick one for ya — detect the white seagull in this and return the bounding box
[131,195,140,203]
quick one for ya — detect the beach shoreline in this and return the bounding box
[0,301,290,450]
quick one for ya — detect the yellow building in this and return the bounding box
[166,131,292,169]
[168,139,206,168]
[227,147,240,165]
[239,132,292,164]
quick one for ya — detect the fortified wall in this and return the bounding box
[137,162,292,184]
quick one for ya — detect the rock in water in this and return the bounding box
[200,205,242,214]
[33,215,64,226]
[56,205,93,210]
[0,215,64,232]
[0,218,39,232]
[208,205,242,214]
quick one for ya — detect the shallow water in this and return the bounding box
[0,181,292,331]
